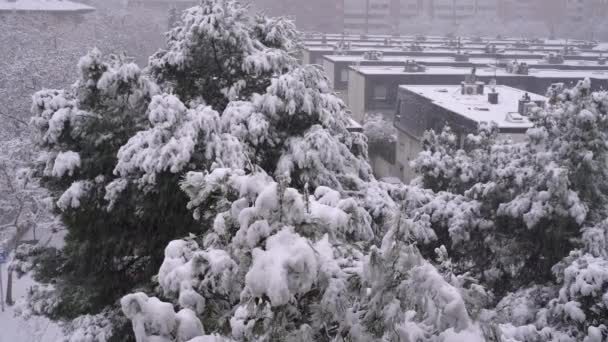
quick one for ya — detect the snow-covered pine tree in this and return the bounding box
[31,2,608,342]
[29,49,189,319]
[111,2,485,342]
[29,1,378,338]
[148,0,299,111]
[168,6,180,30]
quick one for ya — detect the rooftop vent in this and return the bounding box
[513,41,530,49]
[363,50,383,61]
[403,42,424,52]
[506,112,525,123]
[544,53,564,65]
[333,41,351,55]
[461,67,485,95]
[461,82,484,95]
[404,60,426,72]
[517,94,545,115]
[506,61,529,75]
[578,41,598,49]
[488,92,499,104]
[445,39,459,48]
[455,52,470,62]
[562,46,580,56]
[485,44,498,54]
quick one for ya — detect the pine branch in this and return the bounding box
[0,111,28,126]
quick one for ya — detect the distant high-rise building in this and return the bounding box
[396,0,424,18]
[501,0,543,21]
[343,0,392,34]
[564,0,587,23]
[474,0,498,18]
[253,0,343,33]
[414,0,498,22]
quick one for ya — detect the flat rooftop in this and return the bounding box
[305,34,599,46]
[400,85,545,129]
[0,0,95,13]
[325,55,516,65]
[351,65,608,79]
[352,65,515,76]
[325,54,608,68]
[307,45,607,55]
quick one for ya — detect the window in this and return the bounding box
[340,69,349,83]
[373,85,388,100]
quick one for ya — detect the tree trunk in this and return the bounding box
[5,267,13,306]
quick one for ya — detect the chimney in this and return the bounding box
[488,92,499,104]
[518,93,532,115]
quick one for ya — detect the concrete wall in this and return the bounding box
[301,50,312,65]
[370,153,400,179]
[348,69,368,123]
[395,130,422,182]
[323,58,336,88]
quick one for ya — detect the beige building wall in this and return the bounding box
[322,59,336,88]
[347,69,367,123]
[395,130,423,182]
[301,50,312,65]
[370,154,400,179]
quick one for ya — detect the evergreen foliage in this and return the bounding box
[26,1,608,342]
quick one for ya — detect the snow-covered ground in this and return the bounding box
[0,225,66,342]
[0,270,64,342]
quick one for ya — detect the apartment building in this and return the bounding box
[346,64,608,123]
[391,85,544,181]
[565,0,588,23]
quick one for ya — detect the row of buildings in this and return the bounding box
[266,0,605,35]
[300,34,608,182]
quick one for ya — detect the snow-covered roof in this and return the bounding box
[346,117,363,132]
[399,85,545,129]
[325,55,503,64]
[352,65,513,76]
[528,68,608,79]
[306,46,560,57]
[131,0,197,4]
[326,55,608,69]
[0,0,95,13]
[352,65,608,79]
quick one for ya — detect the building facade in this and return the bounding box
[343,0,393,34]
